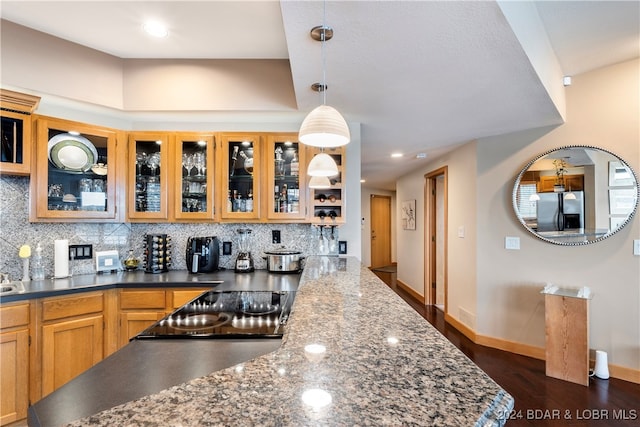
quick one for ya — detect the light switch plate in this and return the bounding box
[457,226,465,238]
[505,236,520,250]
[634,239,640,256]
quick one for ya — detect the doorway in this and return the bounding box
[425,167,447,311]
[370,194,391,268]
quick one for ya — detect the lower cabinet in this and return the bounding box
[38,292,106,398]
[118,288,209,348]
[118,289,166,347]
[0,286,211,424]
[0,303,30,426]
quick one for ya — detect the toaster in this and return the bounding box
[186,236,220,273]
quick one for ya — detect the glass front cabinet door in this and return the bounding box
[127,132,170,221]
[266,134,307,220]
[218,134,260,220]
[174,133,215,221]
[31,116,121,222]
[0,89,40,176]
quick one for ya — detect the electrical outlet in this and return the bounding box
[338,241,347,255]
[222,241,232,255]
[272,230,281,244]
[69,244,92,260]
[634,239,640,256]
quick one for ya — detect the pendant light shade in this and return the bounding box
[299,105,350,148]
[307,152,339,177]
[308,175,332,189]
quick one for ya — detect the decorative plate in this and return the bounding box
[48,133,98,172]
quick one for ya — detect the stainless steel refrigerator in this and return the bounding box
[536,191,584,232]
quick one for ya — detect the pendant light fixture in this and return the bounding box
[298,2,350,148]
[307,152,339,177]
[308,175,332,189]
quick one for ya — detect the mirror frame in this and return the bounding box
[512,145,639,246]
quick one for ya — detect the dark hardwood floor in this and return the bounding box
[387,279,640,427]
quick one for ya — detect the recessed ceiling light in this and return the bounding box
[360,179,366,183]
[391,153,403,158]
[143,21,169,38]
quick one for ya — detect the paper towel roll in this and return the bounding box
[54,239,69,278]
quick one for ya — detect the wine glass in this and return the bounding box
[136,152,147,176]
[182,153,194,177]
[147,152,161,176]
[193,152,206,177]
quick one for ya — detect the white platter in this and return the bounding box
[48,133,98,172]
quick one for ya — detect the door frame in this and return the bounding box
[424,166,448,309]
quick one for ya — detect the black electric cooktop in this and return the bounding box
[135,290,295,339]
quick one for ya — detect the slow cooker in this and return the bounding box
[263,248,305,273]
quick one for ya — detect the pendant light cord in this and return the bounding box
[321,0,327,106]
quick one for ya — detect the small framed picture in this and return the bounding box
[609,189,637,215]
[402,200,416,230]
[609,161,635,187]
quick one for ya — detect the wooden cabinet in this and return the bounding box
[173,133,216,221]
[0,89,40,176]
[265,134,307,220]
[218,133,262,220]
[30,116,124,222]
[538,174,584,193]
[127,132,171,221]
[0,303,30,426]
[306,146,346,224]
[128,132,216,222]
[218,132,313,222]
[37,292,106,397]
[118,288,209,347]
[118,289,166,347]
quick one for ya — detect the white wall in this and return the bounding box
[395,59,639,372]
[475,59,639,371]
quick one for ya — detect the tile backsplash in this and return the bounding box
[0,176,321,280]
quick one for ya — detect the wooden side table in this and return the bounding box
[542,286,592,386]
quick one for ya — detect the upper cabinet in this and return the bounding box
[0,89,40,176]
[306,146,346,224]
[127,132,216,223]
[174,133,216,221]
[127,132,170,222]
[30,116,123,223]
[218,133,261,220]
[265,134,307,220]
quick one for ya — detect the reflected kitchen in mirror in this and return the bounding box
[513,145,639,245]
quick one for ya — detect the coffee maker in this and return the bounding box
[186,236,220,273]
[234,228,254,273]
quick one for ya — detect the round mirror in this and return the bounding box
[513,145,639,245]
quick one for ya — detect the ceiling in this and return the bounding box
[1,1,638,190]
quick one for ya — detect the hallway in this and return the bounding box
[388,281,640,427]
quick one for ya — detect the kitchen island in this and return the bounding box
[31,257,514,426]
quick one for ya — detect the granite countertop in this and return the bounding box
[62,256,513,426]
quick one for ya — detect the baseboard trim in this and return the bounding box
[606,363,640,384]
[396,279,424,304]
[399,288,639,384]
[476,334,546,360]
[444,313,476,341]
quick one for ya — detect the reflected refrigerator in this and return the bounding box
[536,191,584,232]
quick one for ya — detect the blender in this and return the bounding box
[234,228,254,272]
